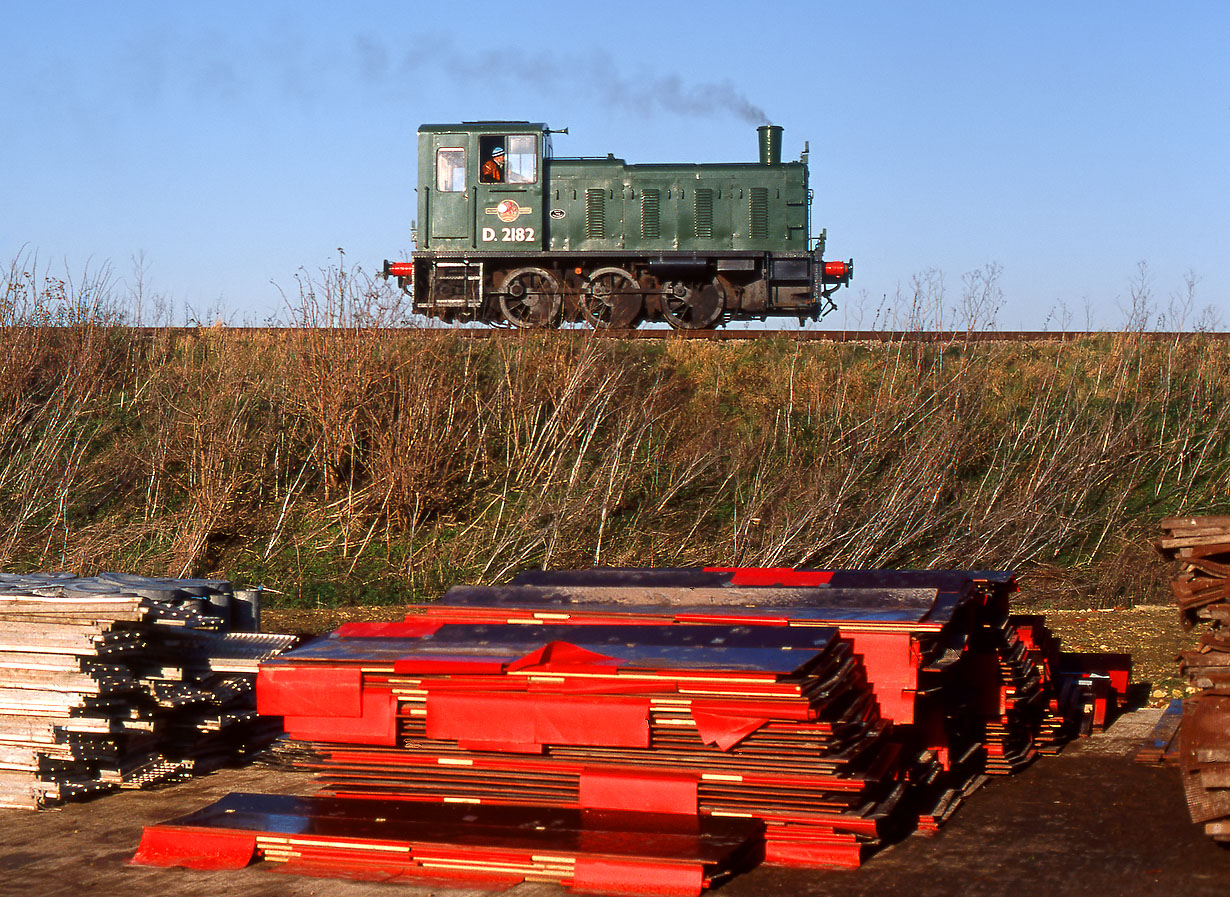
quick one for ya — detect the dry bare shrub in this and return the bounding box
[0,258,135,568]
[1,248,1226,610]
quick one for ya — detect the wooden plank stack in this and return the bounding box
[1156,516,1230,840]
[0,573,297,809]
[1157,516,1230,627]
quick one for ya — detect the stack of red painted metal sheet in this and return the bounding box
[135,566,1100,893]
[260,568,1086,859]
[133,791,764,894]
[422,569,1068,786]
[255,618,908,868]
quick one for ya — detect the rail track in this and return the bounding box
[449,328,1230,342]
[171,327,1230,342]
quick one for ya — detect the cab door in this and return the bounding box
[429,134,472,243]
[474,132,545,251]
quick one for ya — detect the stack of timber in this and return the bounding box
[1157,516,1230,627]
[1134,698,1184,765]
[1156,516,1230,840]
[136,566,1123,894]
[0,573,297,809]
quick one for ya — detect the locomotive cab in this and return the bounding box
[419,122,548,252]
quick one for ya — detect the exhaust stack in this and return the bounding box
[757,124,783,165]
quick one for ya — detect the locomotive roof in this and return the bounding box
[418,121,547,133]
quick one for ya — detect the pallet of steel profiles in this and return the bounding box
[0,577,296,808]
[0,621,143,658]
[133,791,765,896]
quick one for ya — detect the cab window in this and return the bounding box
[479,134,537,185]
[436,147,466,192]
[506,135,537,184]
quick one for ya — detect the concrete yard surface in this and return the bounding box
[2,712,1228,897]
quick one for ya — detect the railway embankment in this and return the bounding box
[0,318,1225,617]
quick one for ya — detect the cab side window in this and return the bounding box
[479,134,537,185]
[436,147,466,192]
[506,135,537,184]
[479,137,505,184]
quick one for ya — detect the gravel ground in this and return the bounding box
[1038,605,1195,707]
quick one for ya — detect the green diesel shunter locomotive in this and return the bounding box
[383,121,852,329]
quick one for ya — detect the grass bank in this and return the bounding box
[2,269,1227,609]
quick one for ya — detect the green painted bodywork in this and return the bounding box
[545,159,808,252]
[416,122,810,255]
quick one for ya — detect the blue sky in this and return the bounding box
[3,1,1227,328]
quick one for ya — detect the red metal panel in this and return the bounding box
[506,640,624,672]
[841,630,919,724]
[274,857,522,887]
[426,690,650,748]
[334,619,443,638]
[392,657,506,675]
[579,769,698,815]
[131,825,256,869]
[763,837,864,869]
[284,689,398,746]
[704,567,834,587]
[691,709,768,751]
[257,664,362,718]
[571,857,704,897]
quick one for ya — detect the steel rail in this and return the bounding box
[112,327,1230,342]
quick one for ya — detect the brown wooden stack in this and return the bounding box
[1156,516,1230,626]
[1156,516,1230,840]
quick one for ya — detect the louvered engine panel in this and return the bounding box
[641,189,660,240]
[749,187,769,240]
[694,189,714,239]
[586,188,606,240]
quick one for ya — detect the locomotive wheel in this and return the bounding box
[498,267,562,328]
[581,267,642,329]
[660,280,723,330]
